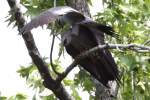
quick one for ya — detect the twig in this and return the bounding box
[49,0,62,75]
[56,60,78,82]
[50,29,61,75]
[108,44,150,52]
[143,39,150,45]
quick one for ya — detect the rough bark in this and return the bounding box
[65,0,91,16]
[7,0,72,100]
[65,0,119,100]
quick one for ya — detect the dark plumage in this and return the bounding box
[20,6,120,87]
[62,23,119,86]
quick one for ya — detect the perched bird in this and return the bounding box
[20,6,120,87]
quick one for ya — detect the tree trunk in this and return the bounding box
[65,0,91,16]
[7,0,72,100]
[65,0,119,100]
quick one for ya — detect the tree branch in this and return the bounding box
[89,43,150,56]
[56,60,78,82]
[6,0,72,100]
[56,43,150,83]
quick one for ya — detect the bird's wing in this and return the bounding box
[78,20,120,39]
[20,6,80,34]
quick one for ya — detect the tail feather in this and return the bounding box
[79,50,120,87]
[99,50,120,82]
[79,21,119,39]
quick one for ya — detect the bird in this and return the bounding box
[20,6,120,87]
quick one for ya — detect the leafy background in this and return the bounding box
[1,0,150,100]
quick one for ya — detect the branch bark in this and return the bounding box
[80,43,150,53]
[7,0,72,100]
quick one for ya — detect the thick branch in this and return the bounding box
[7,0,72,100]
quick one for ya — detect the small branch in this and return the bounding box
[56,60,78,82]
[85,44,150,54]
[108,44,150,52]
[50,0,61,74]
[56,43,150,83]
[79,43,150,60]
[50,30,61,75]
[143,39,150,45]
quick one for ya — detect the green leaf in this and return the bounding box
[87,0,92,5]
[40,94,56,100]
[137,81,145,92]
[63,79,74,86]
[74,69,94,93]
[71,86,82,100]
[15,93,27,100]
[82,78,94,92]
[17,65,36,79]
[0,96,7,100]
[120,54,137,70]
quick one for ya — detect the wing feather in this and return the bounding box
[20,6,79,34]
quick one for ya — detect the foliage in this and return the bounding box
[0,93,27,100]
[95,0,150,100]
[5,0,150,100]
[20,0,65,17]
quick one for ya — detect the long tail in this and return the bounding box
[79,49,120,87]
[96,24,120,38]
